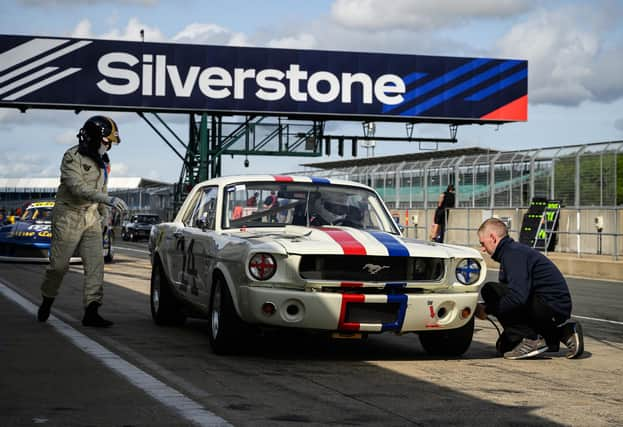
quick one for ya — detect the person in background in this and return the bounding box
[431,184,455,243]
[37,116,128,328]
[246,192,259,207]
[475,217,584,360]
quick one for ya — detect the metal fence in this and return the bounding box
[303,140,623,209]
[395,206,621,259]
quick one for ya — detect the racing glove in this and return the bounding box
[106,196,128,212]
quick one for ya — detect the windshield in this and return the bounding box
[136,215,160,224]
[223,182,398,234]
[21,206,53,222]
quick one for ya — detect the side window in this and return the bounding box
[189,186,218,230]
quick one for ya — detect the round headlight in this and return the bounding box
[249,253,276,281]
[456,258,481,285]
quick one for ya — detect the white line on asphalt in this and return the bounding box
[114,245,151,254]
[572,315,623,326]
[0,281,231,427]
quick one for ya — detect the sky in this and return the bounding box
[1,0,622,183]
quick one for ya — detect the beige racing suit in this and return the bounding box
[41,145,111,307]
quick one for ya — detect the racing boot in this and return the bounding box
[82,301,114,328]
[37,296,55,322]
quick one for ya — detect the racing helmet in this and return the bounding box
[78,116,121,153]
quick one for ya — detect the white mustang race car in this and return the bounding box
[148,175,486,355]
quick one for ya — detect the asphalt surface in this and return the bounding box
[1,241,622,426]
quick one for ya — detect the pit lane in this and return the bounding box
[1,243,622,426]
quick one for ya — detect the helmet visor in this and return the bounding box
[102,117,121,145]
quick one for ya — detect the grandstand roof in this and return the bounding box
[301,147,498,170]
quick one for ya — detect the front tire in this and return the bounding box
[208,275,244,354]
[419,316,474,356]
[150,262,186,326]
[104,232,114,263]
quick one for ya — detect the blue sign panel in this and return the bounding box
[0,34,527,122]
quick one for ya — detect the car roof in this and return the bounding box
[193,174,373,191]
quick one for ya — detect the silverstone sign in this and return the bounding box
[0,34,527,122]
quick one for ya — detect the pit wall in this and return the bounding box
[392,207,623,282]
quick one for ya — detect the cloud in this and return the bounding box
[20,0,156,6]
[55,129,76,145]
[331,0,533,31]
[112,162,129,176]
[173,23,249,46]
[268,33,316,49]
[0,152,56,178]
[70,17,164,41]
[495,5,623,107]
[615,118,623,133]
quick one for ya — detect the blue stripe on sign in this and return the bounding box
[381,294,408,332]
[384,58,491,113]
[369,231,410,256]
[401,60,522,117]
[465,67,527,101]
[311,176,330,184]
[403,71,427,86]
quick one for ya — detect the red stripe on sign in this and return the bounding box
[481,95,527,121]
[338,294,365,331]
[273,175,294,182]
[320,228,367,255]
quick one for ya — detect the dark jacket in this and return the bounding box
[492,236,572,318]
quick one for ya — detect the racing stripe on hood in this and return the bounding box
[368,231,410,257]
[319,227,366,255]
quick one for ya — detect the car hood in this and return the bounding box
[228,225,481,259]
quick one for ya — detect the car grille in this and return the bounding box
[298,255,445,282]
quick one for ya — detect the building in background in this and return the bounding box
[0,177,175,222]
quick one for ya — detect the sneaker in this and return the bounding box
[560,321,584,359]
[503,337,548,360]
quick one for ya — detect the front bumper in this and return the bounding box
[238,286,479,333]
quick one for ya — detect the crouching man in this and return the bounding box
[475,218,584,360]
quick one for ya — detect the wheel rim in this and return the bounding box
[211,282,222,338]
[152,270,161,312]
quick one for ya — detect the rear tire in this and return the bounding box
[150,261,186,326]
[419,316,474,356]
[208,275,244,354]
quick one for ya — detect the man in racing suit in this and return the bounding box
[37,116,128,327]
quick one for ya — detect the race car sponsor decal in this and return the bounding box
[29,202,55,208]
[27,224,50,231]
